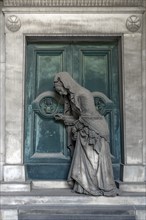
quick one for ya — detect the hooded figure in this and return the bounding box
[54,72,118,196]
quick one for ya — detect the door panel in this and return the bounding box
[73,44,121,166]
[24,41,122,180]
[25,44,71,180]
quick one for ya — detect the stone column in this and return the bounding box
[0,8,31,192]
[0,1,5,182]
[119,8,146,192]
[142,0,146,170]
[2,27,30,188]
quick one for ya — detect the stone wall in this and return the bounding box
[0,0,145,187]
[0,1,146,220]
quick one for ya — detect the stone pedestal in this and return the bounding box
[118,164,146,192]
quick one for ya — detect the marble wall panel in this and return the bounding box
[0,4,5,63]
[123,33,143,164]
[4,13,142,35]
[0,5,5,181]
[4,165,25,182]
[1,210,18,220]
[3,11,145,181]
[136,209,146,220]
[1,182,31,192]
[142,2,146,166]
[0,63,5,181]
[122,165,145,182]
[5,33,24,164]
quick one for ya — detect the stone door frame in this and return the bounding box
[0,2,145,192]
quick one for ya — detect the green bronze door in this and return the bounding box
[24,39,122,180]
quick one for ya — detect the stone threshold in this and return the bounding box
[1,189,146,207]
[1,181,146,193]
[0,188,146,197]
[0,181,70,192]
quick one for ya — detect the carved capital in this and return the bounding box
[6,15,21,32]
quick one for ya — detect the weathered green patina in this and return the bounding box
[24,40,122,180]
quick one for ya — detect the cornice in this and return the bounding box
[3,0,144,7]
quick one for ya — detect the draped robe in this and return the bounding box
[54,72,118,196]
[65,89,118,196]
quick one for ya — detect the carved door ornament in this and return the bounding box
[32,91,63,118]
[32,91,113,119]
[6,15,21,32]
[126,15,141,32]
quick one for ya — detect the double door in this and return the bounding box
[24,39,122,180]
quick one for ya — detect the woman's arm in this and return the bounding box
[54,114,76,126]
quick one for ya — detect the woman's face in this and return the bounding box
[55,84,67,95]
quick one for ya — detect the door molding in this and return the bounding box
[24,37,123,180]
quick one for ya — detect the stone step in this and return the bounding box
[19,206,136,220]
[19,214,136,220]
[117,181,146,193]
[1,189,145,220]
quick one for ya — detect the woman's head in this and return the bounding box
[54,79,68,95]
[54,72,79,95]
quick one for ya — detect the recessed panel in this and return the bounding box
[82,51,109,94]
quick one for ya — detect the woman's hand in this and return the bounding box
[54,114,76,126]
[54,113,64,121]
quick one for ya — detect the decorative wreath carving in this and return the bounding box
[32,91,113,118]
[126,15,141,33]
[32,91,63,118]
[6,15,21,32]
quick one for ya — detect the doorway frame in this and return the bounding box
[24,36,124,181]
[2,9,145,191]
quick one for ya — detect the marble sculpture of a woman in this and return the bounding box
[54,72,118,196]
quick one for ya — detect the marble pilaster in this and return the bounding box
[142,0,146,169]
[1,210,18,220]
[0,1,5,182]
